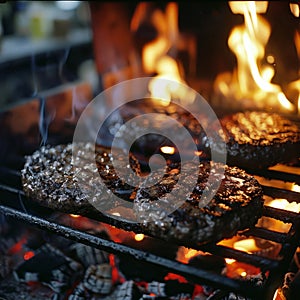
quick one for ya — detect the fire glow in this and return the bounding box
[214,1,299,113]
[160,146,176,155]
[133,2,196,105]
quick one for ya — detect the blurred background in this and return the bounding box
[0,1,299,111]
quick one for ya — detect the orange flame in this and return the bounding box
[290,3,300,18]
[136,2,196,105]
[160,146,176,154]
[134,233,145,241]
[233,238,261,253]
[70,214,80,218]
[24,251,35,261]
[214,1,296,112]
[267,198,300,213]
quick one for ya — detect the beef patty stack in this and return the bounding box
[21,108,300,246]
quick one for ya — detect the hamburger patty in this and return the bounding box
[100,101,300,169]
[22,143,264,245]
[220,111,300,170]
[21,143,141,215]
[134,161,264,245]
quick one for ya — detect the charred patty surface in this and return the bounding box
[21,143,141,215]
[22,143,264,245]
[220,111,300,170]
[134,161,264,245]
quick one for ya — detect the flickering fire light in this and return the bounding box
[214,1,299,112]
[160,146,176,155]
[233,238,261,254]
[134,233,145,242]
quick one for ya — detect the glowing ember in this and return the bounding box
[24,251,35,261]
[259,198,300,233]
[176,247,205,264]
[214,1,296,112]
[292,184,300,193]
[160,146,176,155]
[70,214,80,218]
[194,150,203,156]
[134,234,145,242]
[240,271,247,277]
[267,199,300,213]
[112,212,121,217]
[225,258,236,265]
[233,238,261,253]
[184,249,201,260]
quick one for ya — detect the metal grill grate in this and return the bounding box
[0,158,300,299]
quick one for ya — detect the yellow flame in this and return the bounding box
[233,238,261,253]
[160,146,176,154]
[184,249,202,260]
[292,184,300,193]
[140,3,195,106]
[267,199,300,213]
[70,214,80,218]
[240,271,247,277]
[225,258,236,265]
[134,233,145,241]
[229,1,268,14]
[215,1,295,112]
[290,3,300,18]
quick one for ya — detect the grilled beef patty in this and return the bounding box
[220,111,300,170]
[21,143,141,216]
[134,161,263,245]
[22,143,263,245]
[101,100,300,169]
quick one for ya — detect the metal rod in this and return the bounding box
[262,186,300,203]
[0,183,25,196]
[197,243,279,270]
[253,170,300,185]
[0,204,266,298]
[0,167,21,177]
[263,206,300,223]
[242,227,289,244]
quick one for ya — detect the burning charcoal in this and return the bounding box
[71,242,110,268]
[139,296,160,300]
[147,280,193,298]
[51,293,63,300]
[116,280,144,300]
[205,290,250,300]
[243,273,265,286]
[222,293,248,300]
[0,256,11,279]
[14,243,83,293]
[68,282,91,300]
[170,294,192,300]
[147,281,167,297]
[83,263,113,295]
[0,214,9,235]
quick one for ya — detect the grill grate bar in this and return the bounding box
[0,154,299,300]
[262,186,300,203]
[263,206,300,224]
[0,166,21,177]
[252,170,300,185]
[197,243,279,270]
[0,204,268,299]
[0,183,25,196]
[242,227,290,244]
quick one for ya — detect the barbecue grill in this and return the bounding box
[1,2,299,299]
[0,95,300,299]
